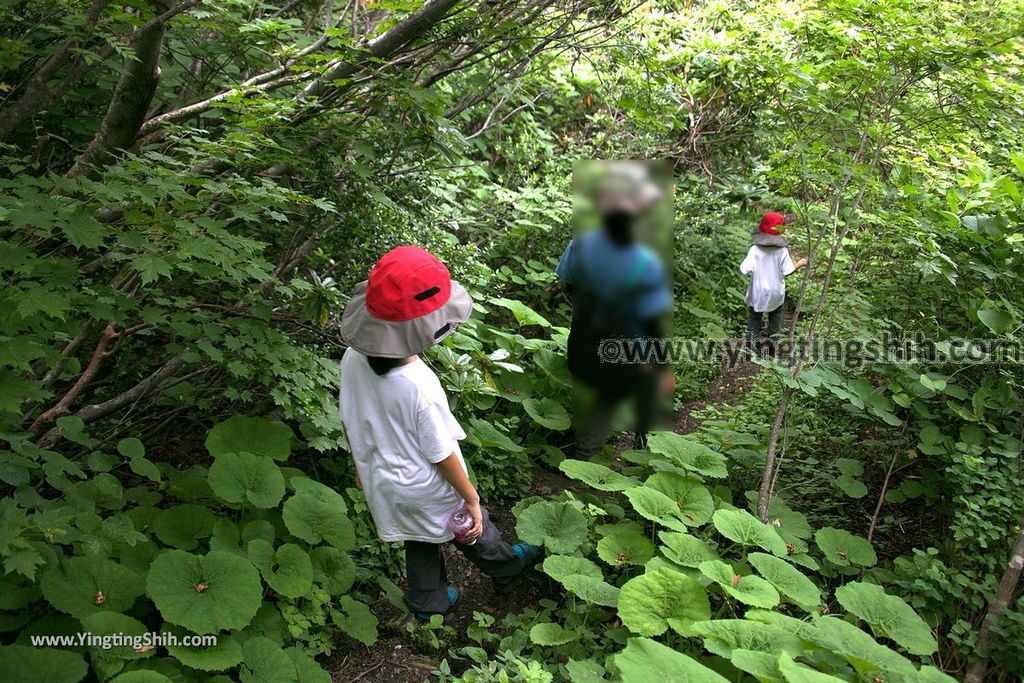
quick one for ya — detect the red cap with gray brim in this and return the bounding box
[340,246,473,358]
[751,211,790,247]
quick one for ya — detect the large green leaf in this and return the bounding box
[523,397,571,430]
[777,652,848,682]
[562,575,621,607]
[146,550,262,634]
[617,569,710,636]
[689,619,802,659]
[310,546,356,596]
[208,452,285,508]
[559,459,638,491]
[515,501,588,553]
[597,528,655,566]
[331,596,378,646]
[729,649,781,680]
[644,472,714,526]
[285,647,331,683]
[615,638,728,683]
[699,559,779,608]
[0,644,87,683]
[282,482,354,550]
[543,555,621,607]
[110,672,173,683]
[164,624,243,672]
[205,416,293,461]
[247,541,313,600]
[466,417,525,452]
[490,297,551,327]
[152,504,216,551]
[40,555,144,621]
[712,508,788,556]
[646,431,728,478]
[834,582,937,656]
[977,307,1013,334]
[808,616,916,677]
[747,552,821,610]
[625,486,688,532]
[659,531,719,567]
[239,636,298,683]
[542,555,603,582]
[530,622,579,646]
[81,612,152,661]
[814,527,876,567]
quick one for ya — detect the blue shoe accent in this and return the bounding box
[512,542,541,566]
[413,586,460,623]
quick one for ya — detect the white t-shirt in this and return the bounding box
[740,245,796,313]
[339,351,467,543]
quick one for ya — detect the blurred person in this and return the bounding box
[740,211,808,356]
[339,246,540,622]
[556,162,674,458]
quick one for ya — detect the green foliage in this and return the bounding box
[0,417,362,679]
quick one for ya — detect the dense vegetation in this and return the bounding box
[2,0,1023,681]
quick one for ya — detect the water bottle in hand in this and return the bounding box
[448,504,477,545]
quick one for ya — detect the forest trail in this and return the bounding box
[329,354,760,683]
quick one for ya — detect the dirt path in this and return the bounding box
[329,357,760,683]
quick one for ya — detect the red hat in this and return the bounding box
[759,211,786,235]
[366,246,454,321]
[340,246,472,358]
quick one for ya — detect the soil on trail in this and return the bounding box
[329,358,759,683]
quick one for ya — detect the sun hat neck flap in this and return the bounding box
[751,229,790,248]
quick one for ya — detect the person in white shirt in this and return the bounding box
[339,246,540,621]
[740,212,807,355]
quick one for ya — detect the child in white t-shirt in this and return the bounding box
[740,212,807,354]
[338,246,540,620]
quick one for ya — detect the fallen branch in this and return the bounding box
[29,323,121,433]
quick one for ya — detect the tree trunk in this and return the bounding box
[964,524,1024,683]
[0,0,112,140]
[67,0,172,178]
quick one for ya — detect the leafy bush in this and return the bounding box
[0,415,374,681]
[500,436,953,681]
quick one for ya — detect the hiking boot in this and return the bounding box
[494,542,543,594]
[413,586,460,623]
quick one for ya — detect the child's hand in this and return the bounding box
[465,499,484,540]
